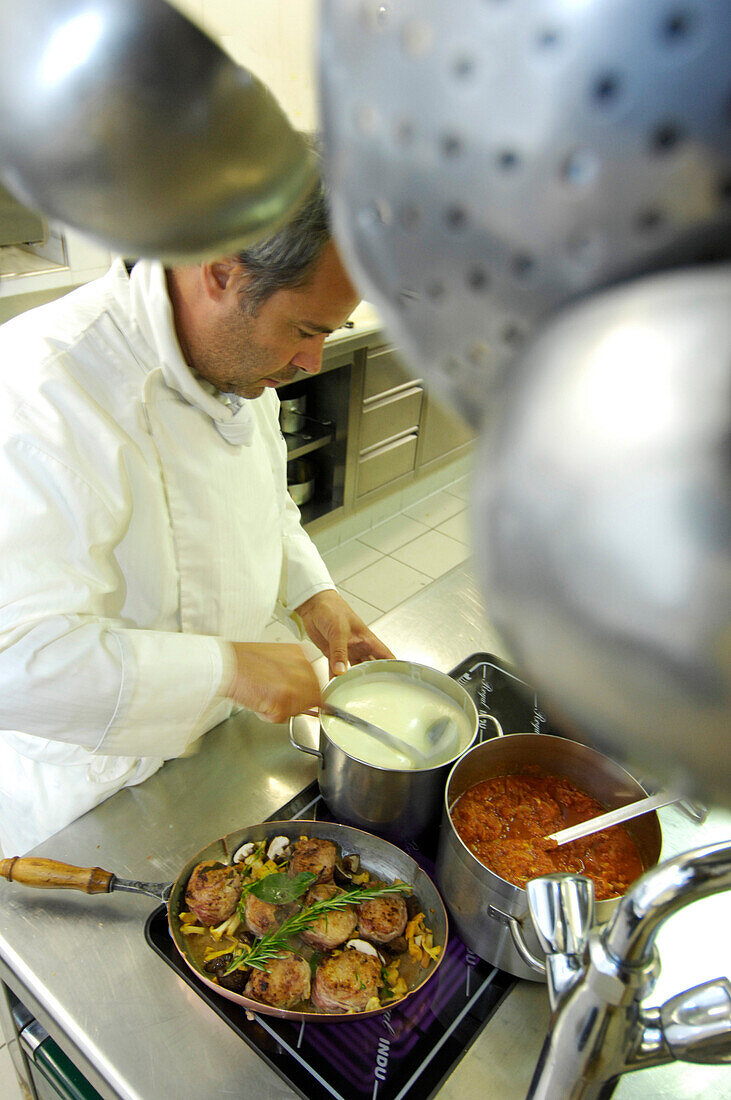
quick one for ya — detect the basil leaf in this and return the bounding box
[250,871,315,905]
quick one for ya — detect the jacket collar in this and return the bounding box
[122,258,254,446]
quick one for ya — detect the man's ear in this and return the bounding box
[201,259,240,302]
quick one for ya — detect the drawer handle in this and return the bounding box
[360,431,418,459]
[363,382,423,407]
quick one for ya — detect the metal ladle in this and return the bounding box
[313,703,430,767]
[546,790,681,848]
[313,705,460,768]
[0,0,316,260]
[425,716,460,757]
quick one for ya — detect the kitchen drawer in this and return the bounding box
[360,386,423,451]
[363,346,419,400]
[357,432,417,496]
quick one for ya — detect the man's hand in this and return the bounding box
[295,589,395,678]
[225,643,321,723]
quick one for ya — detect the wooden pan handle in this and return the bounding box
[0,857,114,894]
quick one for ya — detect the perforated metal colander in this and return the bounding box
[320,0,731,801]
[320,0,731,422]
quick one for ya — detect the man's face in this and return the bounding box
[192,242,359,400]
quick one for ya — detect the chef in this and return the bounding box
[0,179,393,855]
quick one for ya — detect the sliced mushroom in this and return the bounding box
[232,841,256,864]
[405,893,422,921]
[266,836,291,862]
[333,852,361,886]
[203,951,250,993]
[217,970,248,993]
[346,938,384,962]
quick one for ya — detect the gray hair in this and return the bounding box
[234,176,331,313]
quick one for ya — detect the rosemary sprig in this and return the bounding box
[224,881,411,975]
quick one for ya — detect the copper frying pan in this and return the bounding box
[0,818,449,1022]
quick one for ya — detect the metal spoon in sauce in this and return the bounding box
[425,716,460,757]
[545,790,681,848]
[312,704,430,767]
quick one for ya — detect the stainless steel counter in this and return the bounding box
[1,563,729,1100]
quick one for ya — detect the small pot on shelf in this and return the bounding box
[280,396,306,434]
[287,457,315,505]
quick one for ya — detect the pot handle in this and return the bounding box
[479,713,505,741]
[675,798,708,824]
[488,903,546,976]
[289,714,323,762]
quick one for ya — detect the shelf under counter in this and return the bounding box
[282,419,335,461]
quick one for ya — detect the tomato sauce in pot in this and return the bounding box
[450,772,645,900]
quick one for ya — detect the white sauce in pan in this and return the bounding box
[322,674,473,769]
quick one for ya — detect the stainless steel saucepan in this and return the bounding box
[435,734,663,982]
[0,819,448,1022]
[289,660,480,840]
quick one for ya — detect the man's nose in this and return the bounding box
[291,335,326,375]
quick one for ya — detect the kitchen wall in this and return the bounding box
[0,231,112,308]
[169,0,319,131]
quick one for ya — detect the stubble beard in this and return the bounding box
[194,315,281,399]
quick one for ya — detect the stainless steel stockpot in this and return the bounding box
[289,660,479,840]
[435,734,662,982]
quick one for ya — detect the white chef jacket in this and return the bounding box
[0,259,335,854]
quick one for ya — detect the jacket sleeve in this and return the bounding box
[274,480,338,630]
[261,389,336,628]
[0,436,231,759]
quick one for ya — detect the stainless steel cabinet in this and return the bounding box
[362,345,418,399]
[417,392,474,468]
[353,343,473,503]
[357,432,419,495]
[355,345,422,498]
[298,335,474,532]
[359,387,423,452]
[2,985,103,1100]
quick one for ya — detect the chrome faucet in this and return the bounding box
[525,840,731,1099]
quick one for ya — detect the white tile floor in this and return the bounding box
[321,479,472,616]
[261,472,473,662]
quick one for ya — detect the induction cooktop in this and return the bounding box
[145,652,553,1100]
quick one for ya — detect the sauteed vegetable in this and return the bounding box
[178,834,441,1013]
